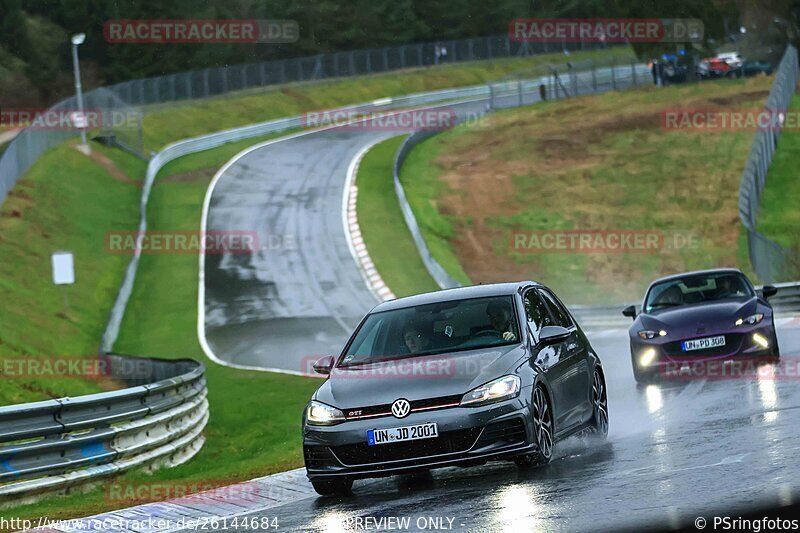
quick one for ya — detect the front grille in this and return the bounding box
[304,445,338,468]
[344,394,463,420]
[475,417,527,447]
[331,427,481,466]
[662,333,744,357]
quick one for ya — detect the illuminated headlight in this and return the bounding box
[306,401,345,425]
[639,348,657,367]
[735,313,764,326]
[638,330,667,340]
[460,375,520,406]
[753,333,769,348]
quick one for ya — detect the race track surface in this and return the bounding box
[203,98,492,372]
[228,320,800,531]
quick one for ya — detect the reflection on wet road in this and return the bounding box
[234,321,800,531]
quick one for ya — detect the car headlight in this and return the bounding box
[306,401,345,425]
[460,375,520,407]
[638,330,667,340]
[735,313,764,326]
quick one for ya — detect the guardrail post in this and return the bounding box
[611,58,616,90]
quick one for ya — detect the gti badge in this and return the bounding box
[391,398,411,418]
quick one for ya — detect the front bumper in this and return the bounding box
[631,322,778,375]
[303,391,534,480]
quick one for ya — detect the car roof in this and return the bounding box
[647,268,747,288]
[371,281,538,312]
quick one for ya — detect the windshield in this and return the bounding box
[644,272,754,312]
[340,295,520,366]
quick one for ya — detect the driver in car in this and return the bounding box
[486,302,517,342]
[403,324,431,354]
[716,276,744,299]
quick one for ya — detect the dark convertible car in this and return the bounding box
[302,282,608,495]
[624,268,779,383]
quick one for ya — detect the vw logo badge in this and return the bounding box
[391,398,411,418]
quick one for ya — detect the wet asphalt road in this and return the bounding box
[203,98,493,371]
[229,320,800,532]
[202,67,644,372]
[196,67,800,530]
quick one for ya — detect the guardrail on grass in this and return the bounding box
[0,354,208,505]
[395,60,648,290]
[738,45,799,283]
[98,84,501,353]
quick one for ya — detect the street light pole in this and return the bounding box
[71,33,87,148]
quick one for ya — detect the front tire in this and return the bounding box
[590,369,609,438]
[517,385,554,467]
[311,477,353,496]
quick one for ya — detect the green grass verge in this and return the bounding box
[399,76,776,303]
[758,93,800,276]
[0,142,143,404]
[356,136,441,297]
[399,135,472,286]
[4,136,320,522]
[142,47,634,149]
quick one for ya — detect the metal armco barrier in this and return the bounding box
[395,59,647,290]
[99,83,518,353]
[738,46,799,283]
[0,35,618,210]
[0,354,208,504]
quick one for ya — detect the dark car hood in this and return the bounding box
[314,344,527,409]
[636,297,758,336]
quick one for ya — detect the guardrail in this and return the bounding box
[0,354,207,505]
[738,45,799,283]
[394,60,647,290]
[99,83,516,352]
[0,35,619,210]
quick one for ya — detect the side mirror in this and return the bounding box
[313,355,335,375]
[539,325,571,346]
[762,285,778,299]
[622,305,637,319]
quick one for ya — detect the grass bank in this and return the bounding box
[355,136,440,297]
[4,136,320,522]
[142,47,633,149]
[759,93,800,277]
[397,76,775,303]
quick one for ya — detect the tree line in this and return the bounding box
[0,0,797,106]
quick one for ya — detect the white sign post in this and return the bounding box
[52,251,75,311]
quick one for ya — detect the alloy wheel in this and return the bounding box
[532,386,553,460]
[592,371,609,437]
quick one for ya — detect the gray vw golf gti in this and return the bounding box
[302,282,608,495]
